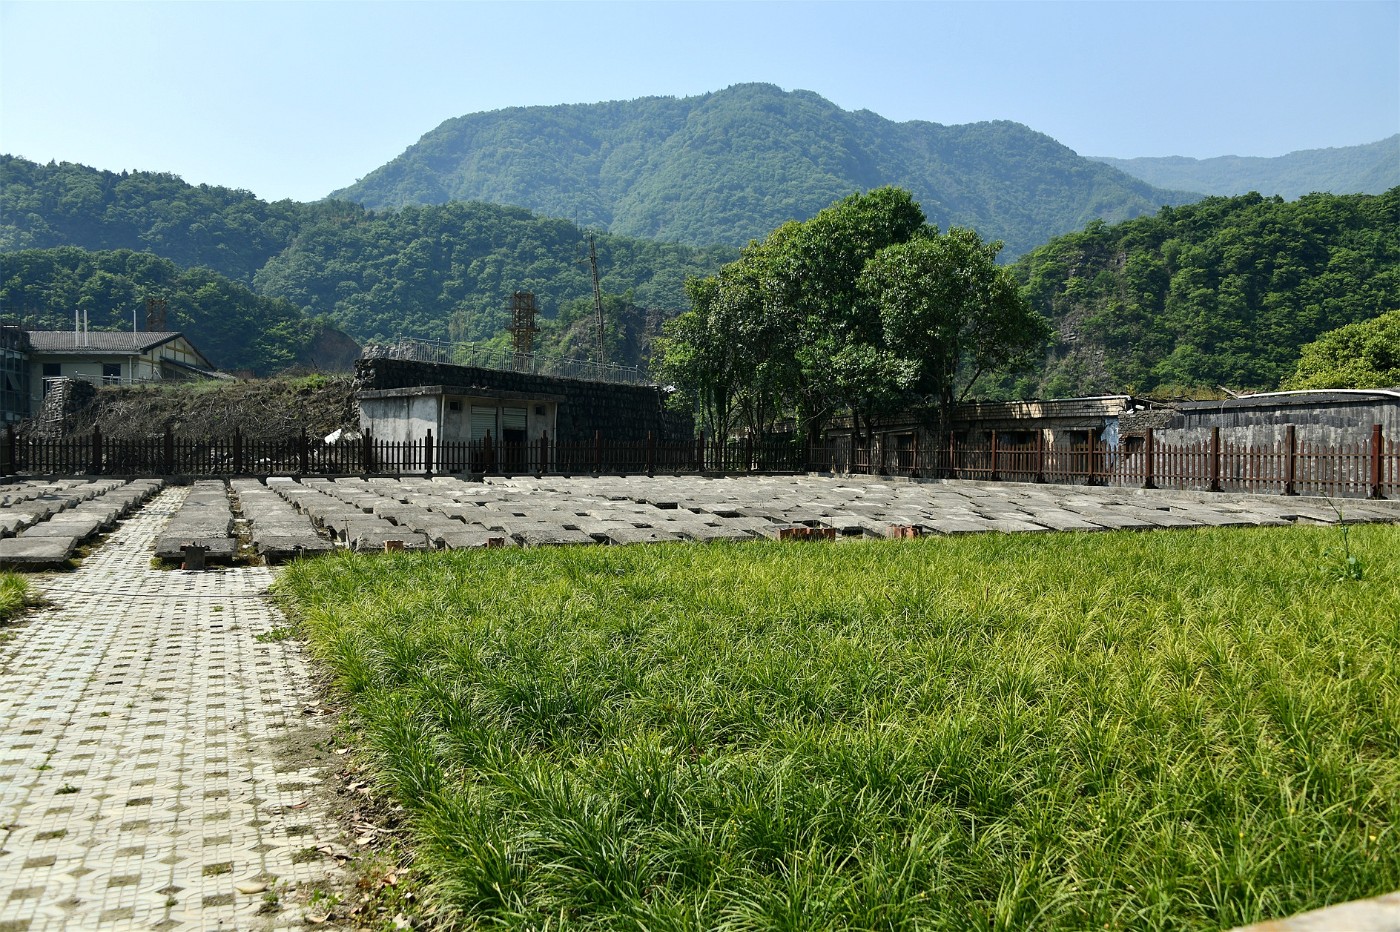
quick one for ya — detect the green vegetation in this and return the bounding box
[0,573,29,621]
[277,524,1400,930]
[1283,309,1400,390]
[331,83,1195,257]
[0,155,730,364]
[1009,188,1400,397]
[1092,135,1400,200]
[656,189,1048,442]
[0,247,345,374]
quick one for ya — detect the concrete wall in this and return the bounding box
[355,358,693,444]
[358,395,440,444]
[1154,394,1399,447]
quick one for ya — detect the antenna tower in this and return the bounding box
[509,291,539,359]
[588,236,605,367]
[145,297,168,331]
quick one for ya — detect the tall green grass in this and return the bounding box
[276,525,1400,930]
[0,572,29,621]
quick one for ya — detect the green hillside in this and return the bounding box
[1008,188,1400,397]
[331,83,1196,257]
[1093,136,1400,200]
[0,156,732,368]
[0,247,354,375]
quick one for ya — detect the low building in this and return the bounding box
[355,356,692,449]
[26,331,219,412]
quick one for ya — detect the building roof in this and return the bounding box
[26,331,187,356]
[1174,388,1400,411]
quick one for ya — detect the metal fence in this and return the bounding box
[3,424,1396,500]
[846,424,1399,499]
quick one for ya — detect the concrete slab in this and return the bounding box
[0,535,78,565]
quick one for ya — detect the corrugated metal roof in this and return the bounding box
[26,331,185,355]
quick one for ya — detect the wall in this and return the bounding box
[358,394,440,443]
[1154,394,1399,447]
[355,358,693,443]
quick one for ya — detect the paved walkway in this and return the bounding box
[0,487,343,931]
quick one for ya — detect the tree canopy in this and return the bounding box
[655,188,1049,440]
[1009,188,1400,397]
[1282,309,1400,390]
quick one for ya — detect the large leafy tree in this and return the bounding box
[657,188,1050,441]
[1282,309,1400,390]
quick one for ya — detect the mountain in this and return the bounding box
[0,156,732,367]
[330,83,1196,258]
[1091,136,1399,200]
[1005,188,1400,398]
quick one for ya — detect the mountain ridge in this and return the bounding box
[330,83,1198,258]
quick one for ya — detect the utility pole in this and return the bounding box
[588,236,605,368]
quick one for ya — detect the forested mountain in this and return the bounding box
[0,155,323,282]
[0,156,732,366]
[331,83,1196,257]
[0,248,357,374]
[1008,188,1400,398]
[1093,136,1400,200]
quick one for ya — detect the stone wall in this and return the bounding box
[29,377,97,438]
[355,357,693,444]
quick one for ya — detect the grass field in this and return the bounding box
[276,524,1400,931]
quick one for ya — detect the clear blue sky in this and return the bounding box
[2,1,1396,204]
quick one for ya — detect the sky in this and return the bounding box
[1,1,1396,204]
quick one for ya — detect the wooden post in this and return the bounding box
[298,428,309,475]
[363,428,374,475]
[947,432,956,479]
[539,430,549,475]
[744,433,753,474]
[163,425,175,476]
[646,431,656,477]
[1087,431,1097,484]
[424,428,434,477]
[232,429,243,475]
[990,429,1000,482]
[594,430,602,474]
[1143,428,1156,489]
[1209,426,1222,493]
[696,429,705,472]
[90,426,102,476]
[1370,423,1384,500]
[1283,425,1296,496]
[1035,430,1046,484]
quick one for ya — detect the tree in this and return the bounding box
[1282,309,1400,389]
[861,228,1051,430]
[657,188,1051,442]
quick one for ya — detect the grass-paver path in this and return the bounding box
[0,487,343,931]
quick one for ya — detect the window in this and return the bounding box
[42,363,60,378]
[102,363,121,385]
[448,400,462,412]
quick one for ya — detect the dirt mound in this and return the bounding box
[41,375,361,440]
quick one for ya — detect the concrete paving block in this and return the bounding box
[0,535,77,565]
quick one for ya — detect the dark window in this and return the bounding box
[102,363,121,385]
[42,363,60,377]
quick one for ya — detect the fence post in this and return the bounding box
[696,429,705,472]
[947,432,956,479]
[163,426,175,476]
[424,428,434,477]
[1209,426,1222,492]
[90,426,102,476]
[298,428,309,475]
[744,433,753,474]
[363,428,374,475]
[1036,430,1045,483]
[646,431,655,477]
[990,430,1000,482]
[231,429,243,475]
[1143,429,1156,489]
[1284,425,1296,496]
[1370,423,1384,500]
[1087,431,1097,484]
[539,430,549,475]
[594,430,602,474]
